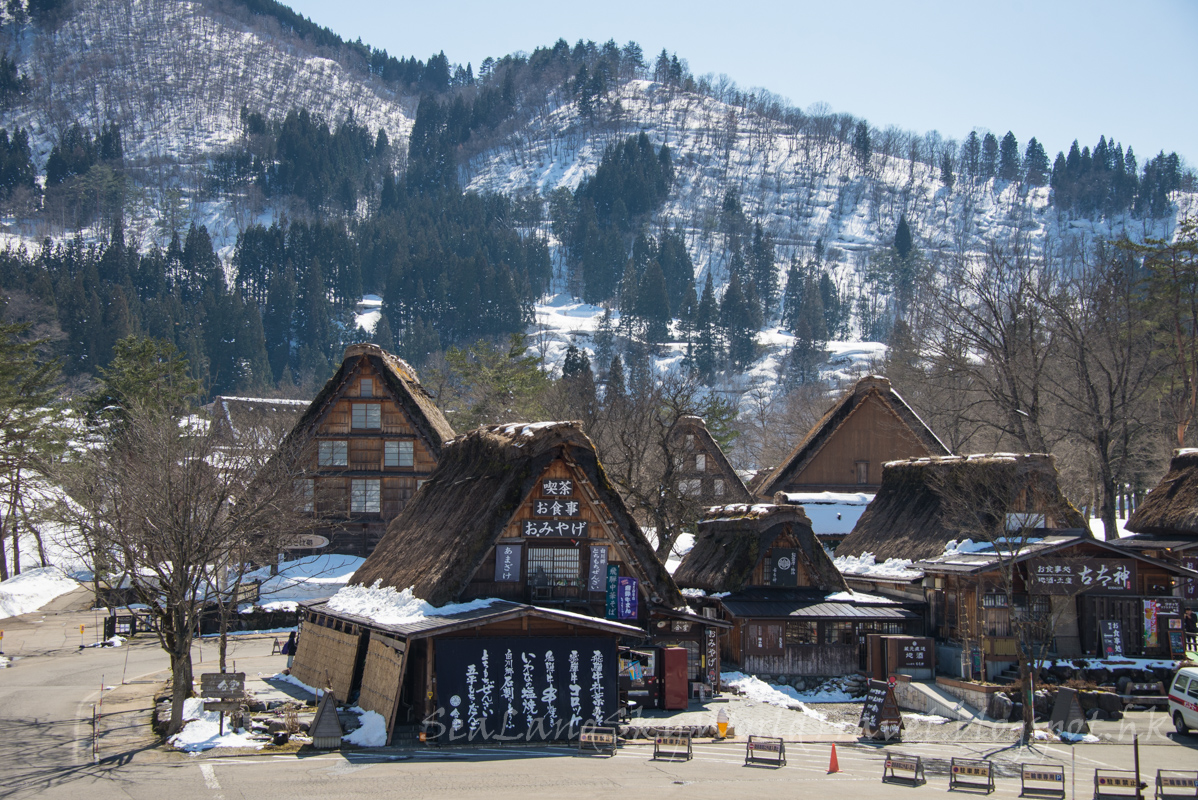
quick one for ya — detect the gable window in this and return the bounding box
[319,440,348,466]
[855,461,870,485]
[695,454,706,472]
[351,479,380,512]
[385,440,415,467]
[360,378,373,398]
[295,478,314,512]
[526,547,580,586]
[685,434,695,450]
[714,479,725,496]
[352,403,381,429]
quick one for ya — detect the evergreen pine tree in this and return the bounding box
[852,120,871,169]
[693,273,720,382]
[981,132,999,178]
[635,260,671,346]
[999,131,1021,181]
[593,307,615,378]
[720,272,756,368]
[781,258,804,333]
[1023,137,1050,187]
[605,353,626,404]
[894,215,913,261]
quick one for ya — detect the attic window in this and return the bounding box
[385,440,414,467]
[319,440,347,466]
[714,479,725,496]
[685,434,695,450]
[855,461,869,485]
[695,454,706,472]
[352,403,381,429]
[360,378,373,397]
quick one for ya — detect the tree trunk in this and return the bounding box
[10,518,18,576]
[218,602,229,673]
[1019,647,1034,743]
[0,515,7,581]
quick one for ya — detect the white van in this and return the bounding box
[1170,666,1198,735]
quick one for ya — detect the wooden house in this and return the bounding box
[203,395,308,450]
[1122,450,1198,601]
[280,343,455,556]
[756,375,951,496]
[669,415,751,504]
[916,534,1197,677]
[351,421,684,616]
[292,600,645,745]
[838,454,1088,563]
[674,504,923,678]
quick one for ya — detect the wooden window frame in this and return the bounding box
[318,440,348,466]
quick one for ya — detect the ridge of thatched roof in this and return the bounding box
[757,375,951,496]
[673,504,847,594]
[837,453,1088,562]
[204,395,308,444]
[350,421,683,608]
[1127,450,1198,538]
[674,415,751,501]
[283,343,455,457]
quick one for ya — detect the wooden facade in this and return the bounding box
[758,375,950,495]
[282,344,455,556]
[669,415,751,505]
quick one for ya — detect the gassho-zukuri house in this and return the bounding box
[834,453,1198,680]
[673,503,924,679]
[1121,449,1198,594]
[290,421,726,744]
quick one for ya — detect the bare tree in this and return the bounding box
[52,402,317,735]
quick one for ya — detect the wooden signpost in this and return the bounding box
[200,672,246,735]
[859,678,904,740]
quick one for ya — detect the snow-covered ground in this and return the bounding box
[721,671,857,705]
[245,554,365,611]
[0,567,83,619]
[169,697,264,753]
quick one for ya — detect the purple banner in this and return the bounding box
[617,577,638,620]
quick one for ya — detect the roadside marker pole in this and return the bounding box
[80,624,84,648]
[1072,745,1076,800]
[1134,735,1142,800]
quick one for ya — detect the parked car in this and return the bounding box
[1169,666,1198,735]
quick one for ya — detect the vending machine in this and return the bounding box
[660,646,690,710]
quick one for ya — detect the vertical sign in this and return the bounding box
[771,548,798,586]
[1099,620,1123,658]
[1184,557,1198,600]
[617,577,638,620]
[704,627,719,687]
[1143,599,1159,648]
[605,564,619,620]
[588,546,608,592]
[494,544,521,582]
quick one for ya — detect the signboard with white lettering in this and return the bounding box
[434,637,617,742]
[284,533,330,550]
[1029,558,1134,594]
[897,638,931,669]
[533,498,581,517]
[588,546,607,592]
[541,479,574,496]
[494,544,521,582]
[770,548,798,587]
[200,672,245,699]
[523,520,589,538]
[617,577,638,620]
[605,565,619,619]
[1100,619,1124,658]
[1184,557,1198,600]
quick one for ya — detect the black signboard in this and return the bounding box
[1029,558,1134,594]
[1048,687,1089,735]
[494,544,521,582]
[533,498,582,517]
[1168,629,1186,658]
[523,520,589,538]
[434,637,618,742]
[1099,620,1124,658]
[771,548,798,587]
[587,546,607,591]
[896,638,932,669]
[542,479,574,496]
[200,672,245,699]
[859,679,903,740]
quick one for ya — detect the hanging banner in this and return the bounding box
[494,544,521,582]
[771,548,799,586]
[434,637,618,742]
[588,546,608,592]
[1143,600,1159,648]
[605,564,619,619]
[1184,557,1198,600]
[617,576,638,620]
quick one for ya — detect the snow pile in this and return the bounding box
[270,671,323,698]
[721,671,806,709]
[904,713,950,725]
[0,656,10,669]
[680,587,707,598]
[834,552,923,580]
[343,707,387,747]
[825,590,897,605]
[1032,729,1100,744]
[246,555,365,611]
[942,539,995,555]
[83,636,125,648]
[169,698,264,753]
[326,582,500,626]
[0,566,83,619]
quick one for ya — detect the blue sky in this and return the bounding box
[287,0,1198,164]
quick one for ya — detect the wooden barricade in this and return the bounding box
[577,725,618,757]
[1095,770,1142,800]
[744,735,786,767]
[653,730,693,761]
[950,757,995,794]
[1021,764,1066,798]
[1156,771,1198,800]
[883,753,926,786]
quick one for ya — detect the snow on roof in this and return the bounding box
[833,552,924,581]
[824,590,897,604]
[779,492,873,505]
[219,396,310,406]
[326,582,500,626]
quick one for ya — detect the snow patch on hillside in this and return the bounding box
[0,567,82,619]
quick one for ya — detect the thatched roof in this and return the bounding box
[1126,450,1198,538]
[350,421,684,608]
[282,343,454,458]
[837,453,1088,562]
[673,504,847,594]
[204,395,308,446]
[757,375,951,496]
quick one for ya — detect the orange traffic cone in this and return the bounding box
[828,743,840,773]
